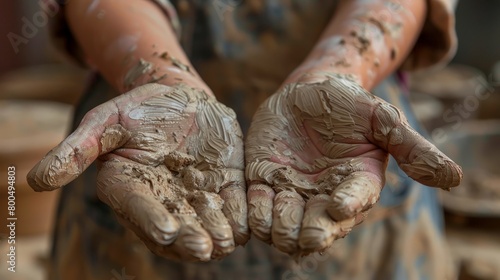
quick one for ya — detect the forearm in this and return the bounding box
[66,0,211,94]
[288,0,427,90]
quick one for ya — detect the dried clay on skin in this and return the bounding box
[124,58,153,89]
[246,77,462,254]
[29,84,247,261]
[115,85,245,259]
[247,78,461,195]
[246,78,374,196]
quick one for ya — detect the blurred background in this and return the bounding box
[0,2,499,280]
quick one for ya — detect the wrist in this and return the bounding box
[284,0,427,91]
[285,32,382,90]
[118,55,214,97]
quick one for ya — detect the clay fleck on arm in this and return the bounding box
[286,0,427,90]
[66,0,212,94]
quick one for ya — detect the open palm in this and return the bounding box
[28,83,248,261]
[245,77,462,255]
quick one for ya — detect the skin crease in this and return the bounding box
[26,0,463,261]
[246,0,463,256]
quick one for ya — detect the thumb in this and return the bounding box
[27,102,129,192]
[371,101,463,189]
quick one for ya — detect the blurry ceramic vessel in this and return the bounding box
[409,64,490,129]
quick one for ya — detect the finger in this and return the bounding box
[271,191,305,254]
[299,195,342,254]
[165,199,213,261]
[182,167,249,246]
[327,171,383,221]
[354,210,370,226]
[98,161,212,261]
[188,191,235,259]
[247,184,275,243]
[219,184,249,246]
[371,101,463,189]
[27,102,127,192]
[96,161,180,248]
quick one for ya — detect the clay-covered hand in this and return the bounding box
[27,83,248,261]
[245,75,462,255]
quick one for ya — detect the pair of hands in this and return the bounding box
[27,74,462,261]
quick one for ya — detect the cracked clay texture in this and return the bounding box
[245,77,462,253]
[28,83,248,261]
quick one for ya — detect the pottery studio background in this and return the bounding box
[0,2,499,280]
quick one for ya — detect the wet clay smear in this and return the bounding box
[245,77,462,253]
[124,58,153,89]
[28,83,248,261]
[104,84,247,260]
[247,77,462,196]
[246,78,374,195]
[157,51,193,74]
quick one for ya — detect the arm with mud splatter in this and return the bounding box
[27,0,249,261]
[286,0,426,89]
[245,0,463,256]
